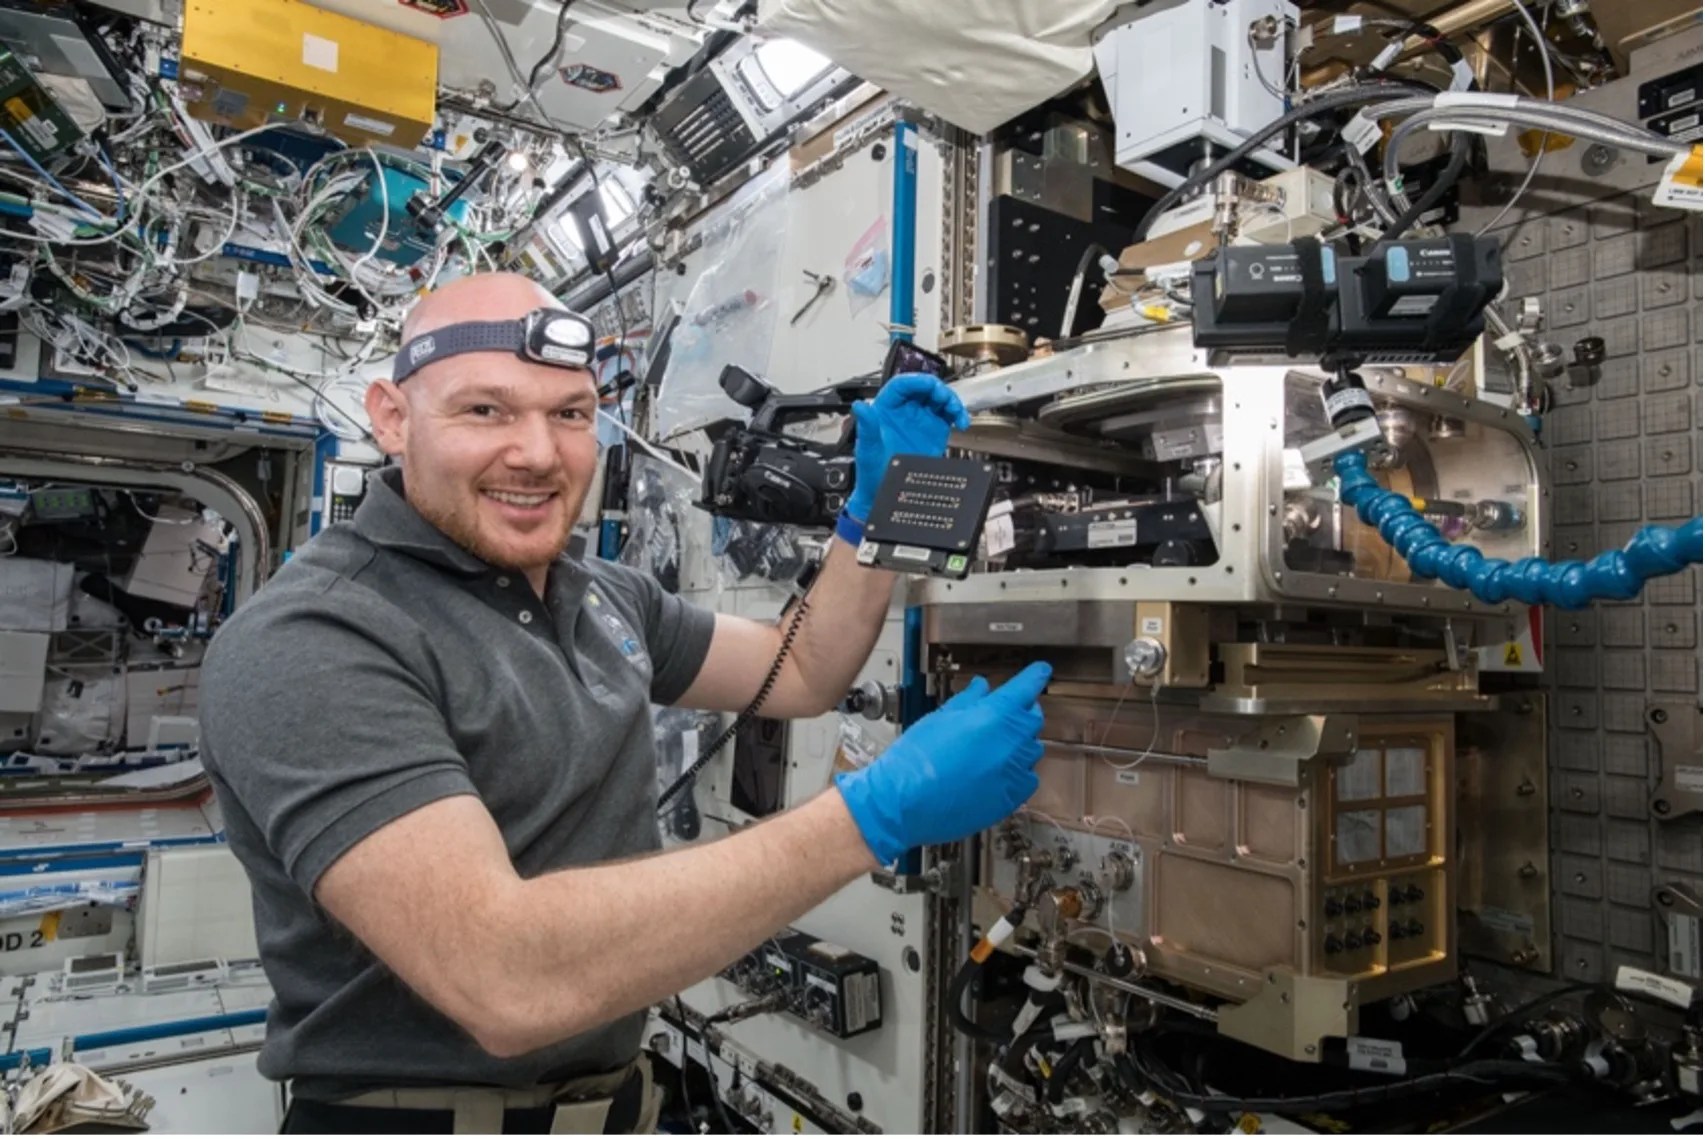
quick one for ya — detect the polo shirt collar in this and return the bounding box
[348,467,490,577]
[351,470,594,617]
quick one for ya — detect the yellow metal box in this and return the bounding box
[180,0,437,148]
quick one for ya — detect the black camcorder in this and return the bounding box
[698,365,876,528]
[696,342,956,529]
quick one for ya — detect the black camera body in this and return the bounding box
[698,365,878,528]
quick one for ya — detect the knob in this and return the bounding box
[1389,921,1406,942]
[1362,927,1382,946]
[1123,637,1167,679]
[1406,919,1424,938]
[1343,932,1363,951]
[1324,897,1344,918]
[1405,885,1425,904]
[1362,892,1381,911]
[1324,935,1344,955]
[1343,895,1362,915]
[839,680,895,721]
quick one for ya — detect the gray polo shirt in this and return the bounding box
[200,467,715,1100]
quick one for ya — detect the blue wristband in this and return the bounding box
[835,510,867,548]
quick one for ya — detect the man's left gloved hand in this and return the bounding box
[845,374,970,524]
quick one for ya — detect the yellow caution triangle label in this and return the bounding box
[1503,642,1524,667]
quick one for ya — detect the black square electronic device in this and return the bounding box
[854,455,998,579]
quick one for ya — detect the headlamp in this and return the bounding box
[392,307,596,383]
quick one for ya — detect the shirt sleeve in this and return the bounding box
[199,579,477,898]
[595,562,716,705]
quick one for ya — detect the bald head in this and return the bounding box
[366,272,602,594]
[400,272,563,344]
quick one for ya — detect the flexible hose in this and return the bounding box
[1060,243,1110,339]
[1335,451,1702,609]
[1133,82,1429,242]
[949,903,1030,1040]
[999,1021,1061,1082]
[1046,1037,1096,1105]
[1378,106,1687,201]
[948,955,1004,1041]
[1375,130,1470,240]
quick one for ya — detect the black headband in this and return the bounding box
[392,308,596,383]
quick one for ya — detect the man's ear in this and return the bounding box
[364,380,408,457]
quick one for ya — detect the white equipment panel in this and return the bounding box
[122,1052,281,1134]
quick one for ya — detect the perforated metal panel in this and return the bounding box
[1472,33,1703,986]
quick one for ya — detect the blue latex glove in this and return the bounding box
[845,373,971,523]
[835,662,1053,864]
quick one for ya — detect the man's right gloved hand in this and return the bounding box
[834,662,1052,864]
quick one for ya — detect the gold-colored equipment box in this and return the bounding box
[179,0,437,149]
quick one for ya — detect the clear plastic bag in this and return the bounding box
[710,517,811,588]
[619,455,699,594]
[654,161,791,440]
[34,669,120,756]
[842,216,891,317]
[651,704,724,843]
[838,714,886,770]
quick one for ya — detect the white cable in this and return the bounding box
[1101,686,1162,772]
[121,279,191,333]
[1249,25,1289,101]
[1019,807,1076,852]
[1079,813,1137,939]
[176,188,246,265]
[121,490,196,524]
[1476,2,1555,238]
[346,148,390,290]
[64,122,278,251]
[596,408,703,484]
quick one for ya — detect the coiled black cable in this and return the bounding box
[656,593,813,812]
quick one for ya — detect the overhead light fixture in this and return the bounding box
[506,151,531,174]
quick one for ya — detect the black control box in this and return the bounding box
[856,454,999,579]
[722,929,883,1039]
[1359,238,1487,319]
[1209,246,1327,323]
[1191,235,1502,363]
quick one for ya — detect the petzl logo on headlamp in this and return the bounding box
[409,336,436,365]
